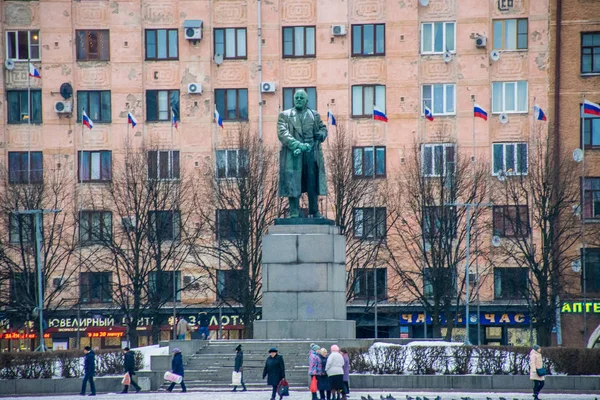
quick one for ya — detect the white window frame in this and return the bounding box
[216,149,248,179]
[420,22,456,54]
[6,30,40,61]
[492,81,528,114]
[422,84,456,116]
[492,142,528,176]
[421,143,456,177]
[148,150,180,180]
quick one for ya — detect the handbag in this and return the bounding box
[232,371,242,386]
[277,378,290,397]
[536,367,547,377]
[121,372,131,386]
[309,376,318,393]
[164,371,183,384]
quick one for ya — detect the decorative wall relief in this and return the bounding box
[76,64,112,90]
[142,2,176,24]
[213,0,248,24]
[350,0,384,21]
[351,59,385,83]
[281,0,315,23]
[4,3,38,26]
[419,0,456,19]
[214,64,248,86]
[145,63,180,88]
[75,2,109,26]
[282,61,316,85]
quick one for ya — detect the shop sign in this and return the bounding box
[0,333,50,340]
[87,331,124,338]
[561,302,600,314]
[49,317,116,329]
[400,312,531,326]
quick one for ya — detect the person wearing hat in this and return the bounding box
[529,344,545,400]
[325,345,346,400]
[167,348,187,393]
[308,344,322,400]
[232,344,247,392]
[120,347,142,393]
[262,347,285,400]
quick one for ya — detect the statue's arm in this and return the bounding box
[277,113,301,151]
[315,112,327,142]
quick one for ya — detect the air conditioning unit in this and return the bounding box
[331,25,346,36]
[475,35,487,48]
[183,20,203,40]
[54,101,72,114]
[188,82,203,94]
[261,82,276,93]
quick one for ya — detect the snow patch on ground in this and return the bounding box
[131,344,169,370]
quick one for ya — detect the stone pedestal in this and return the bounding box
[254,224,356,339]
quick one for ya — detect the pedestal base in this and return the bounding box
[254,319,356,340]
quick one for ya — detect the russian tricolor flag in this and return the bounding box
[127,112,138,128]
[29,63,41,79]
[172,108,178,130]
[474,104,488,121]
[327,110,337,126]
[82,111,94,130]
[583,100,600,117]
[214,108,223,128]
[533,104,547,121]
[424,106,434,122]
[373,107,388,123]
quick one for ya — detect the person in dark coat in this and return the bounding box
[232,344,247,392]
[121,347,141,393]
[262,347,285,400]
[317,348,331,400]
[167,348,187,393]
[80,346,96,396]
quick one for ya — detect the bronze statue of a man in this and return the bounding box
[277,90,327,218]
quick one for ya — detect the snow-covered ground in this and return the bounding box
[131,344,170,370]
[0,391,596,400]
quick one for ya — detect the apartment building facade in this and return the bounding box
[0,0,557,350]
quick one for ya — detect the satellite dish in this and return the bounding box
[4,59,15,70]
[443,51,452,63]
[499,113,509,124]
[571,259,581,273]
[59,83,73,99]
[491,236,501,247]
[214,53,224,66]
[497,171,507,182]
[419,0,429,5]
[572,204,581,216]
[573,148,584,163]
[490,50,500,61]
[424,241,432,252]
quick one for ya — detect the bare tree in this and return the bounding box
[191,125,280,338]
[386,139,490,340]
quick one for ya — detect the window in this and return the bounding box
[421,144,455,177]
[493,206,529,237]
[352,85,385,117]
[148,210,181,242]
[353,146,386,178]
[80,272,112,303]
[7,90,42,124]
[148,271,180,302]
[9,214,34,244]
[148,150,180,180]
[583,178,600,220]
[80,211,112,244]
[10,273,37,300]
[421,22,455,54]
[145,29,178,60]
[215,89,248,121]
[8,152,43,184]
[581,32,600,74]
[78,151,112,182]
[353,268,386,300]
[77,91,111,123]
[582,249,600,293]
[216,149,248,179]
[217,209,246,241]
[6,30,40,60]
[214,28,247,59]
[494,267,528,299]
[493,19,528,50]
[76,30,110,61]
[422,84,455,116]
[492,81,528,113]
[423,206,457,239]
[582,105,600,148]
[424,268,456,298]
[282,87,317,110]
[146,90,179,122]
[352,24,385,56]
[283,26,315,58]
[217,269,246,300]
[492,143,528,176]
[353,207,386,239]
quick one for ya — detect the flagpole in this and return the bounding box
[170,107,177,341]
[76,108,85,348]
[472,98,476,165]
[27,58,32,185]
[372,103,378,340]
[326,104,330,221]
[581,94,587,344]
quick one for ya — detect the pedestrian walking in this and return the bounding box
[198,313,209,340]
[308,343,322,400]
[167,348,187,393]
[232,344,247,392]
[262,347,285,400]
[80,346,96,396]
[325,345,345,400]
[340,348,350,397]
[121,347,141,393]
[317,348,331,400]
[529,344,546,400]
[176,317,189,340]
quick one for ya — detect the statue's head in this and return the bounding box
[293,90,308,111]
